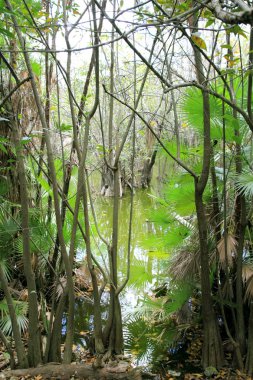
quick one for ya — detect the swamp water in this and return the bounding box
[65,190,171,363]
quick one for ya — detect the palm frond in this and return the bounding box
[242,261,253,302]
[169,248,200,281]
[179,87,241,143]
[124,314,177,364]
[128,258,153,289]
[217,234,237,269]
[235,171,253,197]
[0,299,28,335]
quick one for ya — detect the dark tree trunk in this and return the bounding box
[195,187,224,369]
[246,303,253,375]
[192,24,224,366]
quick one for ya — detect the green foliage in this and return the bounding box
[31,60,41,77]
[0,0,42,32]
[0,209,19,277]
[124,282,192,363]
[124,313,178,364]
[0,299,28,335]
[235,171,253,197]
[0,26,13,38]
[128,257,153,289]
[180,86,247,143]
[14,209,54,270]
[0,176,9,197]
[36,173,53,197]
[180,88,223,139]
[164,183,195,216]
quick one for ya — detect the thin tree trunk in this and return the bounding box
[227,35,246,357]
[0,266,28,368]
[12,122,42,366]
[108,167,123,354]
[5,0,76,364]
[48,292,67,362]
[101,0,116,197]
[191,18,224,368]
[246,25,253,375]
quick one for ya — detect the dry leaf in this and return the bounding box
[217,234,237,268]
[191,34,207,50]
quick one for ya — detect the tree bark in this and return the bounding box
[4,0,76,364]
[195,187,224,369]
[0,266,28,368]
[191,13,224,367]
[246,303,253,375]
[12,121,42,366]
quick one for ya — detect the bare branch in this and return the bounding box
[103,84,197,179]
[209,0,253,24]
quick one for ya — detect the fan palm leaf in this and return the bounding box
[242,261,253,302]
[235,171,253,197]
[180,86,245,143]
[0,209,19,278]
[217,234,237,269]
[0,299,28,335]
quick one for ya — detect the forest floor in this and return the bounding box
[1,341,253,380]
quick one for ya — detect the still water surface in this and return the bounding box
[71,190,168,354]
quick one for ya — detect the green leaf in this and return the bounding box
[220,44,233,49]
[235,171,253,197]
[57,123,72,132]
[229,25,247,38]
[0,143,7,154]
[0,27,14,38]
[0,177,8,196]
[205,19,214,28]
[36,173,52,196]
[0,299,28,335]
[31,61,41,76]
[3,352,10,360]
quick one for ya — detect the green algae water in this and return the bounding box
[72,189,169,358]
